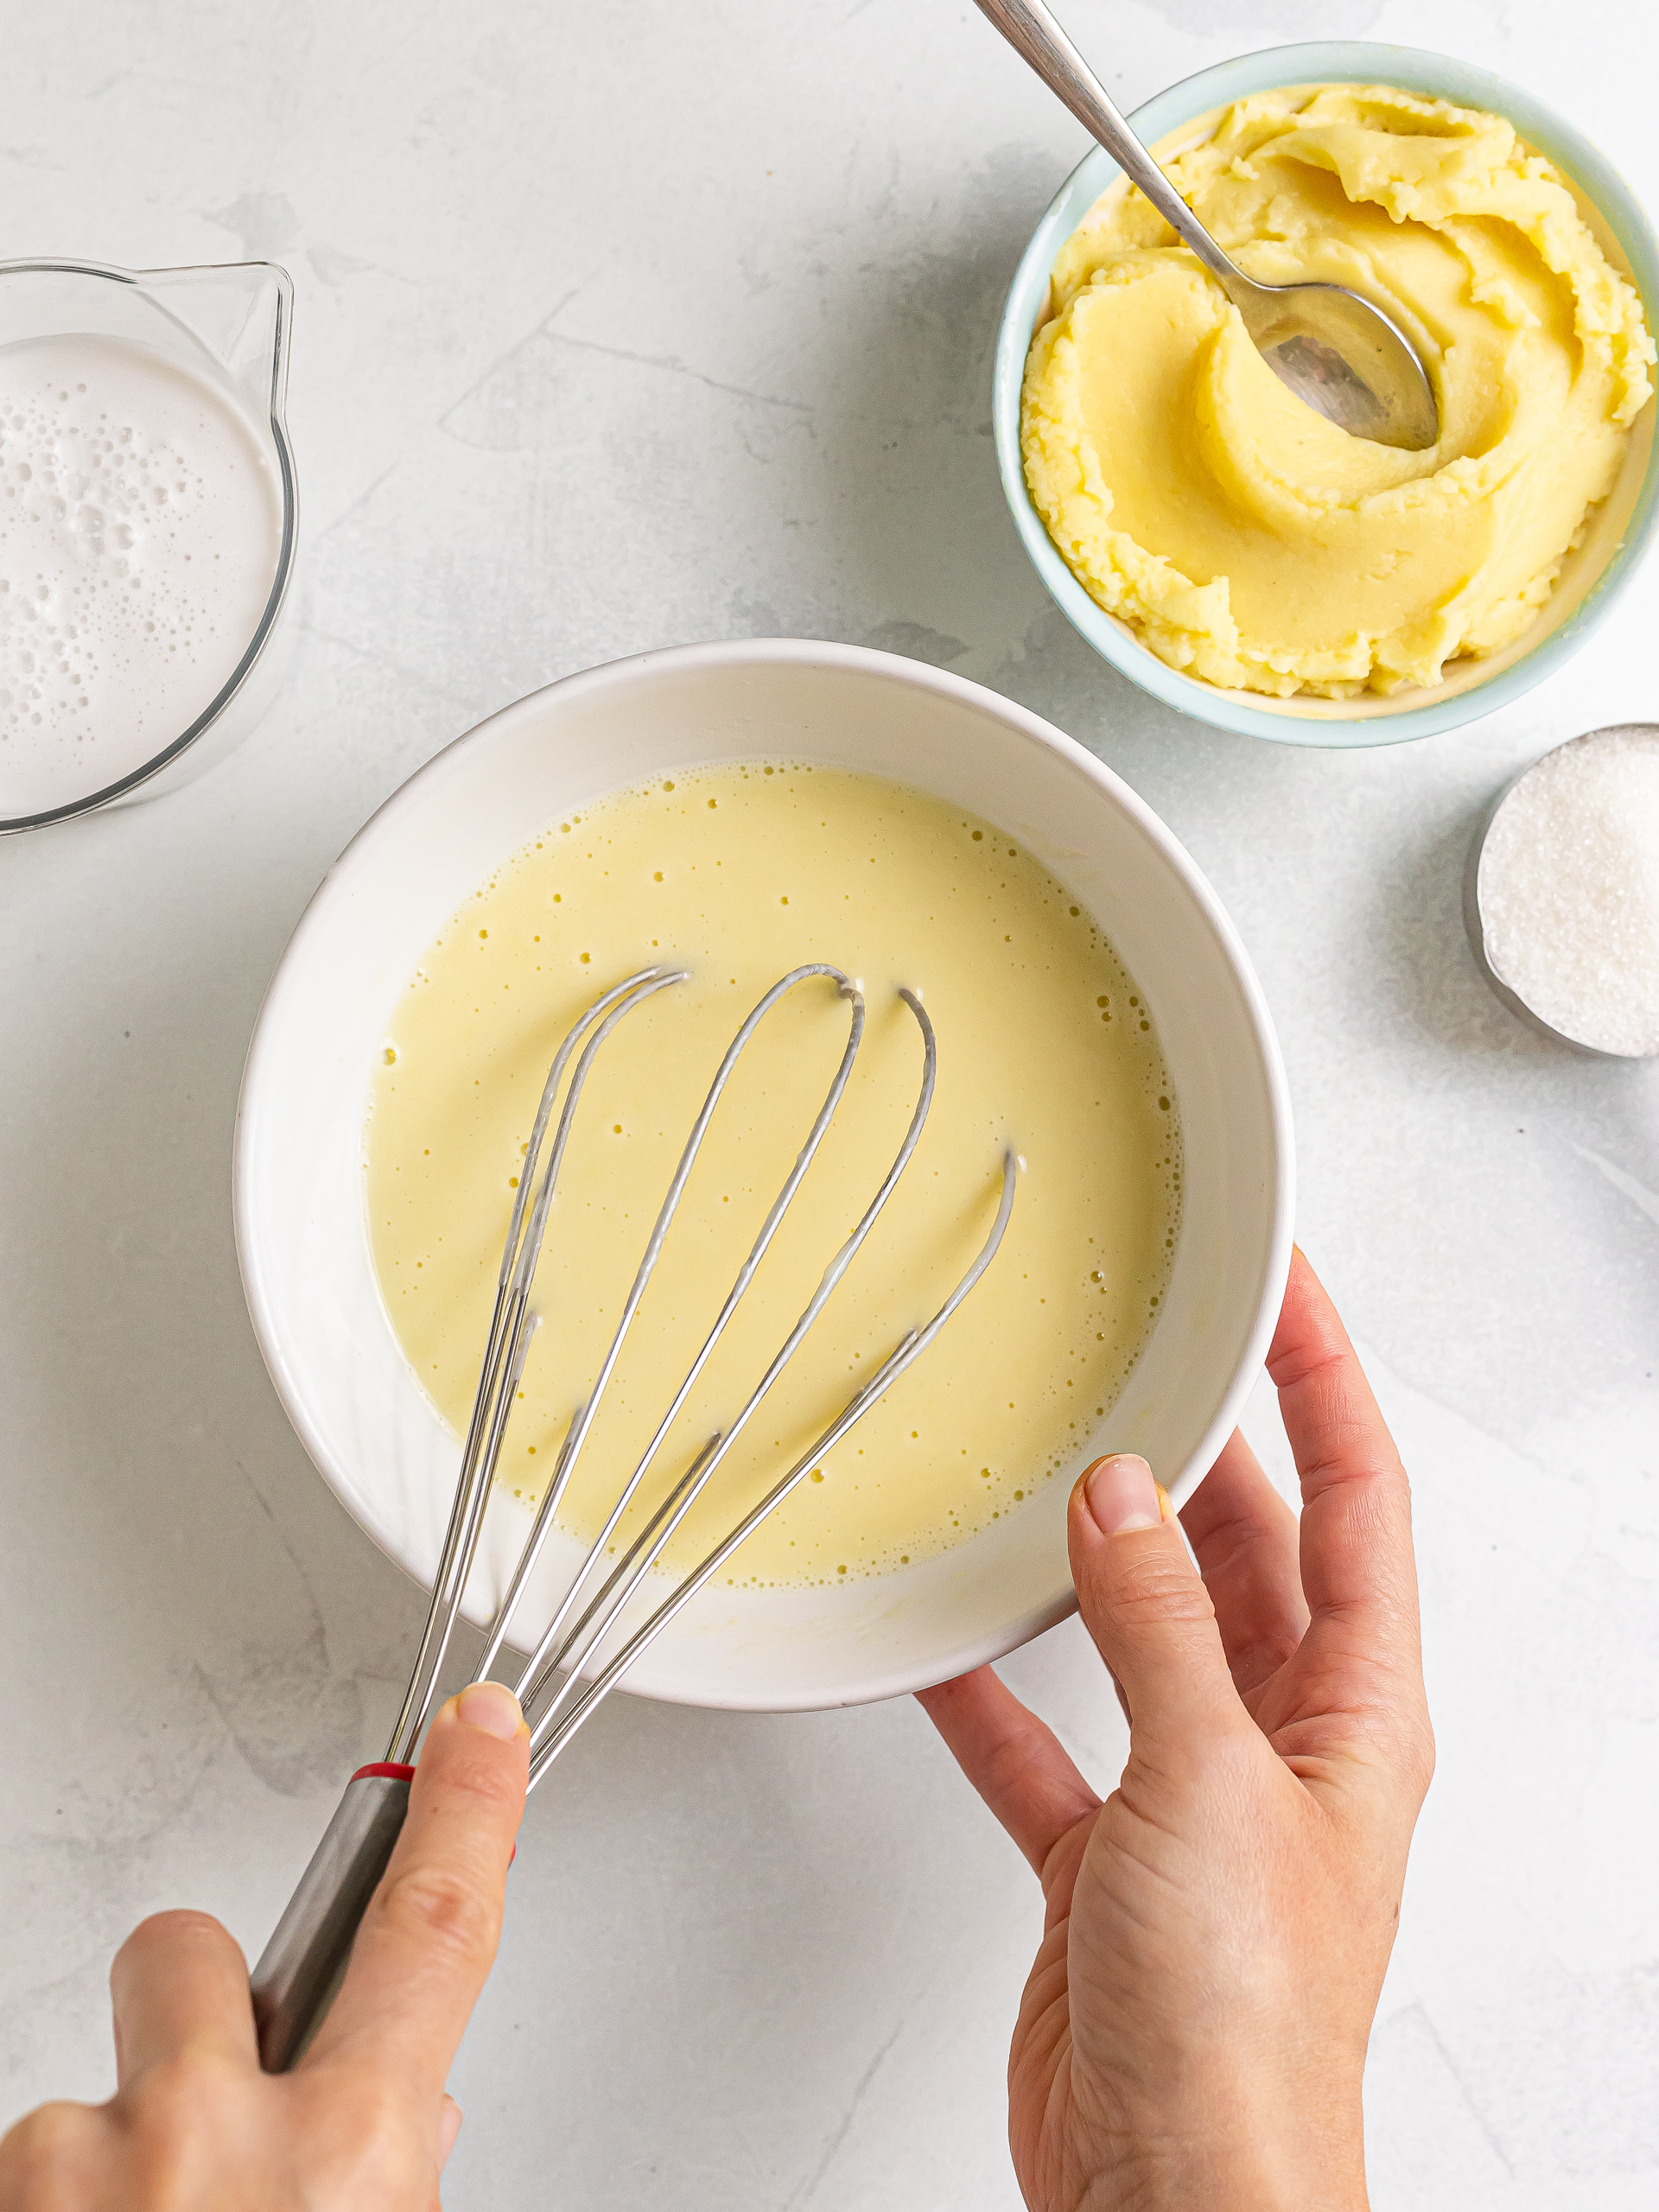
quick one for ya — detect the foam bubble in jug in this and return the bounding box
[0,333,283,817]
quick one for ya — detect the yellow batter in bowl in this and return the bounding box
[1021,84,1656,699]
[365,762,1180,1588]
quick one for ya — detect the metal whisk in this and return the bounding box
[251,962,1016,2069]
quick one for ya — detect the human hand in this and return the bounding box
[919,1249,1433,2212]
[0,1680,529,2212]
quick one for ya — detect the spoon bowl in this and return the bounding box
[975,0,1440,451]
[1233,271,1440,451]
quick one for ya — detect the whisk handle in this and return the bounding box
[250,1763,415,2072]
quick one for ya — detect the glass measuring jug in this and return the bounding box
[0,257,297,835]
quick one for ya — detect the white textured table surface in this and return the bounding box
[3,3,1657,2204]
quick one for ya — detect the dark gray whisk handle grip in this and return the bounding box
[250,1762,415,2072]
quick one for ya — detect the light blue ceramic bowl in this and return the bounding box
[993,42,1659,747]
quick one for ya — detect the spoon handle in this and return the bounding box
[972,0,1237,290]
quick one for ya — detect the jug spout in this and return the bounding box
[137,259,294,422]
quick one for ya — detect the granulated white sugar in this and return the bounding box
[1478,726,1659,1057]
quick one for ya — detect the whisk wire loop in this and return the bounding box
[512,984,939,1745]
[524,1141,1019,1784]
[391,963,1014,1775]
[386,965,683,1763]
[473,963,865,1688]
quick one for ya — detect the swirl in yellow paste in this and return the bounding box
[1021,85,1656,698]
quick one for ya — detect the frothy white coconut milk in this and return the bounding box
[0,334,283,817]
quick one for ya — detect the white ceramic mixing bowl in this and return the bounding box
[235,640,1294,1710]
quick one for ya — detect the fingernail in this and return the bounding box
[455,1681,524,1741]
[438,2094,463,2171]
[1084,1454,1160,1534]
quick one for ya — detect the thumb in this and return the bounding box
[304,1680,528,2088]
[1071,1455,1241,1747]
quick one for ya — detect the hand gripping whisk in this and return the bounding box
[251,962,1016,2069]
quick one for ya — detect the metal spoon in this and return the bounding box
[975,0,1440,452]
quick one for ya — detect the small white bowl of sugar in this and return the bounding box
[1467,725,1659,1058]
